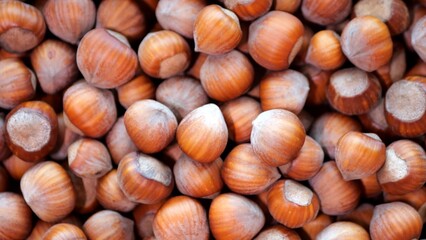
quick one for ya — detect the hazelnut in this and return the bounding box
[96,169,137,212]
[377,139,426,195]
[259,70,310,114]
[105,117,138,165]
[223,0,273,21]
[21,161,76,222]
[43,0,95,44]
[251,109,305,167]
[156,76,209,121]
[305,30,346,70]
[63,81,117,138]
[153,196,209,240]
[124,100,177,154]
[0,192,32,240]
[341,16,393,72]
[326,68,382,115]
[0,58,37,110]
[220,96,262,143]
[0,0,46,52]
[155,0,206,39]
[83,210,134,240]
[68,138,112,179]
[30,39,78,94]
[200,50,254,101]
[309,161,361,215]
[384,78,426,137]
[301,0,351,26]
[194,4,242,55]
[174,154,223,198]
[335,132,386,180]
[279,136,324,181]
[138,30,191,78]
[5,101,58,162]
[96,0,146,42]
[77,28,138,89]
[354,0,409,35]
[117,74,155,109]
[117,152,174,204]
[177,104,228,163]
[222,144,280,195]
[209,193,265,240]
[370,202,423,240]
[267,179,320,228]
[317,222,369,240]
[248,11,304,70]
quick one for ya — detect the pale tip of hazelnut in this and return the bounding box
[6,109,51,152]
[284,180,313,206]
[377,148,408,183]
[137,154,172,186]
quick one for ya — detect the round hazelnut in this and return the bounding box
[248,11,304,70]
[83,210,134,240]
[251,109,305,167]
[200,50,254,101]
[77,28,138,89]
[222,143,280,195]
[5,101,58,162]
[194,4,242,55]
[21,161,76,222]
[209,193,265,240]
[341,16,393,72]
[259,70,310,114]
[0,58,37,110]
[176,104,228,163]
[0,0,46,52]
[174,155,223,198]
[153,196,209,240]
[0,192,32,240]
[63,81,117,138]
[117,152,174,204]
[124,100,177,154]
[43,0,95,44]
[138,30,191,79]
[96,0,146,42]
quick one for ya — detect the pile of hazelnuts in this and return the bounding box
[0,0,425,239]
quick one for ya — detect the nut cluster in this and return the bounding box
[0,0,425,239]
